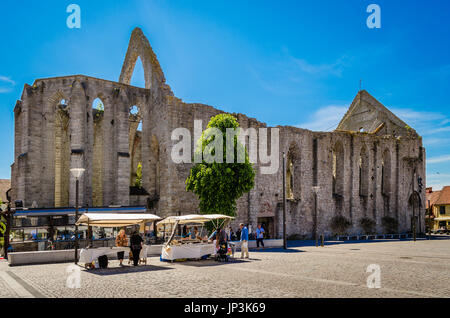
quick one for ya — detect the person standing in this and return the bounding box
[239,223,249,259]
[256,224,265,248]
[217,226,227,247]
[181,224,188,238]
[130,231,143,266]
[230,228,236,241]
[190,226,200,240]
[115,229,128,267]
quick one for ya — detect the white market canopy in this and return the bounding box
[157,214,234,228]
[434,217,450,221]
[76,213,161,227]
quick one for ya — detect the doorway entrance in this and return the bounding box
[257,217,275,239]
[409,191,421,234]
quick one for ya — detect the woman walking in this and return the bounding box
[115,229,128,267]
[130,231,143,266]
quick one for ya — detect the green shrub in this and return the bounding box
[330,215,352,236]
[359,217,376,234]
[381,216,398,233]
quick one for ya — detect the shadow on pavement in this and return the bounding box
[175,258,257,267]
[84,264,173,275]
[250,247,305,253]
[287,237,448,248]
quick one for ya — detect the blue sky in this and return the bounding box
[0,0,449,189]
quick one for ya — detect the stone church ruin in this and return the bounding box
[10,28,426,238]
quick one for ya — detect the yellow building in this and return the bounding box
[430,186,450,231]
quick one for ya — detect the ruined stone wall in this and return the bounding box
[12,75,157,208]
[160,94,425,238]
[11,74,426,238]
[11,28,426,239]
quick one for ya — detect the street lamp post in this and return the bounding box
[413,194,416,242]
[70,168,85,264]
[312,186,320,245]
[282,152,287,250]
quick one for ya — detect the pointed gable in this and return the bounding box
[337,90,417,137]
[119,27,173,96]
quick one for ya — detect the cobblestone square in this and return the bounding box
[1,238,449,298]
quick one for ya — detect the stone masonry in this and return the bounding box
[10,28,426,238]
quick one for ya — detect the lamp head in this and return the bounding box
[70,168,85,179]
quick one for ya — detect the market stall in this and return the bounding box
[76,213,161,268]
[157,214,233,262]
[79,246,130,264]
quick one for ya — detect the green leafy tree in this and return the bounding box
[96,101,104,112]
[186,114,255,216]
[134,162,143,188]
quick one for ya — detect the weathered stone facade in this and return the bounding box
[10,28,426,238]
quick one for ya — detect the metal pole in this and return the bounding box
[313,191,317,241]
[282,152,287,250]
[88,219,92,248]
[74,178,79,264]
[413,194,416,242]
[428,200,431,240]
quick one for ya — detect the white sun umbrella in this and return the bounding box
[76,213,161,227]
[157,214,234,227]
[157,214,234,244]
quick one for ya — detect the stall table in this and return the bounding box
[79,246,130,268]
[161,243,216,261]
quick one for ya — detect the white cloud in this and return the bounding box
[283,47,350,78]
[0,76,15,93]
[289,57,348,77]
[0,76,15,85]
[249,48,351,97]
[423,137,450,146]
[390,107,450,148]
[297,105,348,131]
[426,174,450,191]
[391,108,446,123]
[426,126,450,135]
[427,154,450,164]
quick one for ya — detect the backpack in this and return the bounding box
[98,255,108,269]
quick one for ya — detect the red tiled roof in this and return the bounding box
[426,189,441,208]
[435,186,450,205]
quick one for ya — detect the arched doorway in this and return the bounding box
[409,191,422,235]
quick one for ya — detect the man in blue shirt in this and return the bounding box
[256,224,265,249]
[239,223,249,259]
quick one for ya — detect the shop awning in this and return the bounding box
[76,213,161,227]
[13,206,147,217]
[434,217,450,221]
